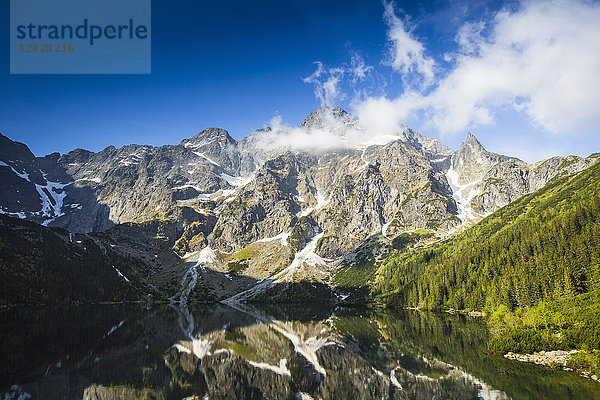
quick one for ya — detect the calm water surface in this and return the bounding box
[1,302,599,400]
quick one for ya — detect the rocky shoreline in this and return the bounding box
[504,350,599,383]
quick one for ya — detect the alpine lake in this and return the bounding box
[1,302,599,400]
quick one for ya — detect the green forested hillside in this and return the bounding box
[373,160,600,312]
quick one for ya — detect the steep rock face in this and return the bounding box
[451,133,521,185]
[209,130,460,258]
[0,147,45,216]
[309,139,457,257]
[403,128,455,161]
[469,154,594,215]
[447,133,595,220]
[59,143,225,226]
[0,134,75,226]
[210,153,310,252]
[318,163,393,254]
[0,131,238,233]
[367,140,457,232]
[180,127,241,175]
[0,108,597,291]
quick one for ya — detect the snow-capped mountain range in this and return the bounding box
[0,106,595,301]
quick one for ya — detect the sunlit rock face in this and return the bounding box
[0,107,595,305]
[447,133,594,223]
[1,107,590,241]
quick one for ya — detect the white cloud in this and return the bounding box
[455,21,486,56]
[303,52,376,107]
[350,53,373,83]
[353,93,423,134]
[302,62,346,107]
[383,1,435,87]
[358,0,600,137]
[252,113,357,154]
[436,0,600,134]
[249,108,409,156]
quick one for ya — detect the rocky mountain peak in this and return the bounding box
[299,106,357,130]
[178,127,241,174]
[455,132,523,169]
[454,133,490,165]
[464,132,483,148]
[0,133,36,163]
[451,132,520,189]
[457,132,486,155]
[181,128,236,149]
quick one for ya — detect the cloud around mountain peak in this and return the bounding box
[305,0,600,140]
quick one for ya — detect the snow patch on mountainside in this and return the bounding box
[220,172,252,187]
[382,222,391,239]
[180,251,198,259]
[76,177,102,183]
[197,246,218,265]
[253,232,291,247]
[446,165,482,224]
[296,191,330,217]
[193,151,220,166]
[315,192,330,211]
[276,232,328,282]
[119,151,147,166]
[176,248,217,312]
[33,176,74,226]
[9,166,30,181]
[248,358,291,376]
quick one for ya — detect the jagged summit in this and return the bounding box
[464,132,484,149]
[299,106,357,130]
[447,132,534,222]
[455,132,523,167]
[180,127,236,149]
[455,133,495,162]
[178,127,241,175]
[454,133,489,169]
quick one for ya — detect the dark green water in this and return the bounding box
[1,303,599,399]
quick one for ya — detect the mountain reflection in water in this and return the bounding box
[1,303,599,400]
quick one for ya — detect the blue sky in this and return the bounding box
[1,0,599,162]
